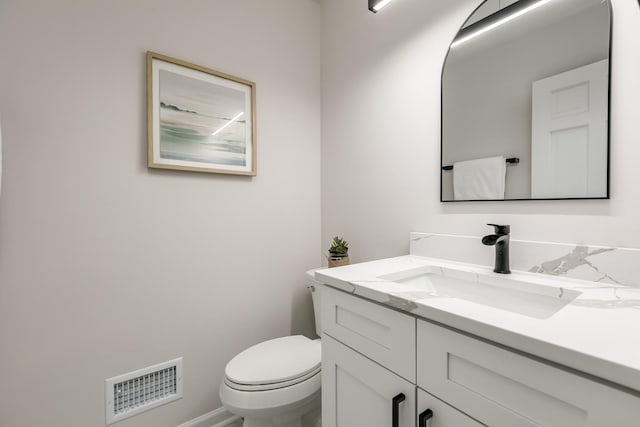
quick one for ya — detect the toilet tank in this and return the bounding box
[306,269,323,338]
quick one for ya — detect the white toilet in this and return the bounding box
[219,270,323,427]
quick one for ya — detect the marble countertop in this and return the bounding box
[315,255,640,393]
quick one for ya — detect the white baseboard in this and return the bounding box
[176,407,241,427]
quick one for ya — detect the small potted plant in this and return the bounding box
[328,236,350,268]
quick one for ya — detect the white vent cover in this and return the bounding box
[105,357,183,425]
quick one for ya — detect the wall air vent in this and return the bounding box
[105,357,183,425]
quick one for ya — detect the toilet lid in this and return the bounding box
[225,335,321,386]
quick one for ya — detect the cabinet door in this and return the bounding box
[417,389,483,427]
[322,334,415,427]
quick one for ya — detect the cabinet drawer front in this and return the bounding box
[417,320,640,427]
[418,388,484,427]
[322,335,415,427]
[322,285,416,381]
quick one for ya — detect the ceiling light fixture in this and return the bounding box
[368,0,395,13]
[451,0,553,48]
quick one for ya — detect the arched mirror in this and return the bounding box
[441,0,611,201]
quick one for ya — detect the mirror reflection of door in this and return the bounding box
[441,0,611,201]
[531,60,608,198]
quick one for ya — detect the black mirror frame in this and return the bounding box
[440,0,614,202]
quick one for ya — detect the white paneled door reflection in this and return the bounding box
[531,59,608,198]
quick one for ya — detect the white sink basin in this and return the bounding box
[379,265,581,319]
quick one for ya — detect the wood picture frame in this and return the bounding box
[147,52,256,175]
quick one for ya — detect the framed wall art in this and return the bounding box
[147,52,256,175]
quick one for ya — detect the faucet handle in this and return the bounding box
[487,224,510,235]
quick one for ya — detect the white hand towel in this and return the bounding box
[453,156,506,200]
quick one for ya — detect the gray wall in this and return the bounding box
[0,1,321,426]
[442,3,610,199]
[321,0,640,260]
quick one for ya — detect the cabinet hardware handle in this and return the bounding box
[419,408,434,427]
[392,393,405,427]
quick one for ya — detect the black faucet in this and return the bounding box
[482,224,511,274]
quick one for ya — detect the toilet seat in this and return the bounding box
[225,365,321,391]
[224,335,321,392]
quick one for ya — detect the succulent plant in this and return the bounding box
[328,236,349,255]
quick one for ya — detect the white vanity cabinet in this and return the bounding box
[321,285,416,427]
[321,285,640,427]
[321,286,482,427]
